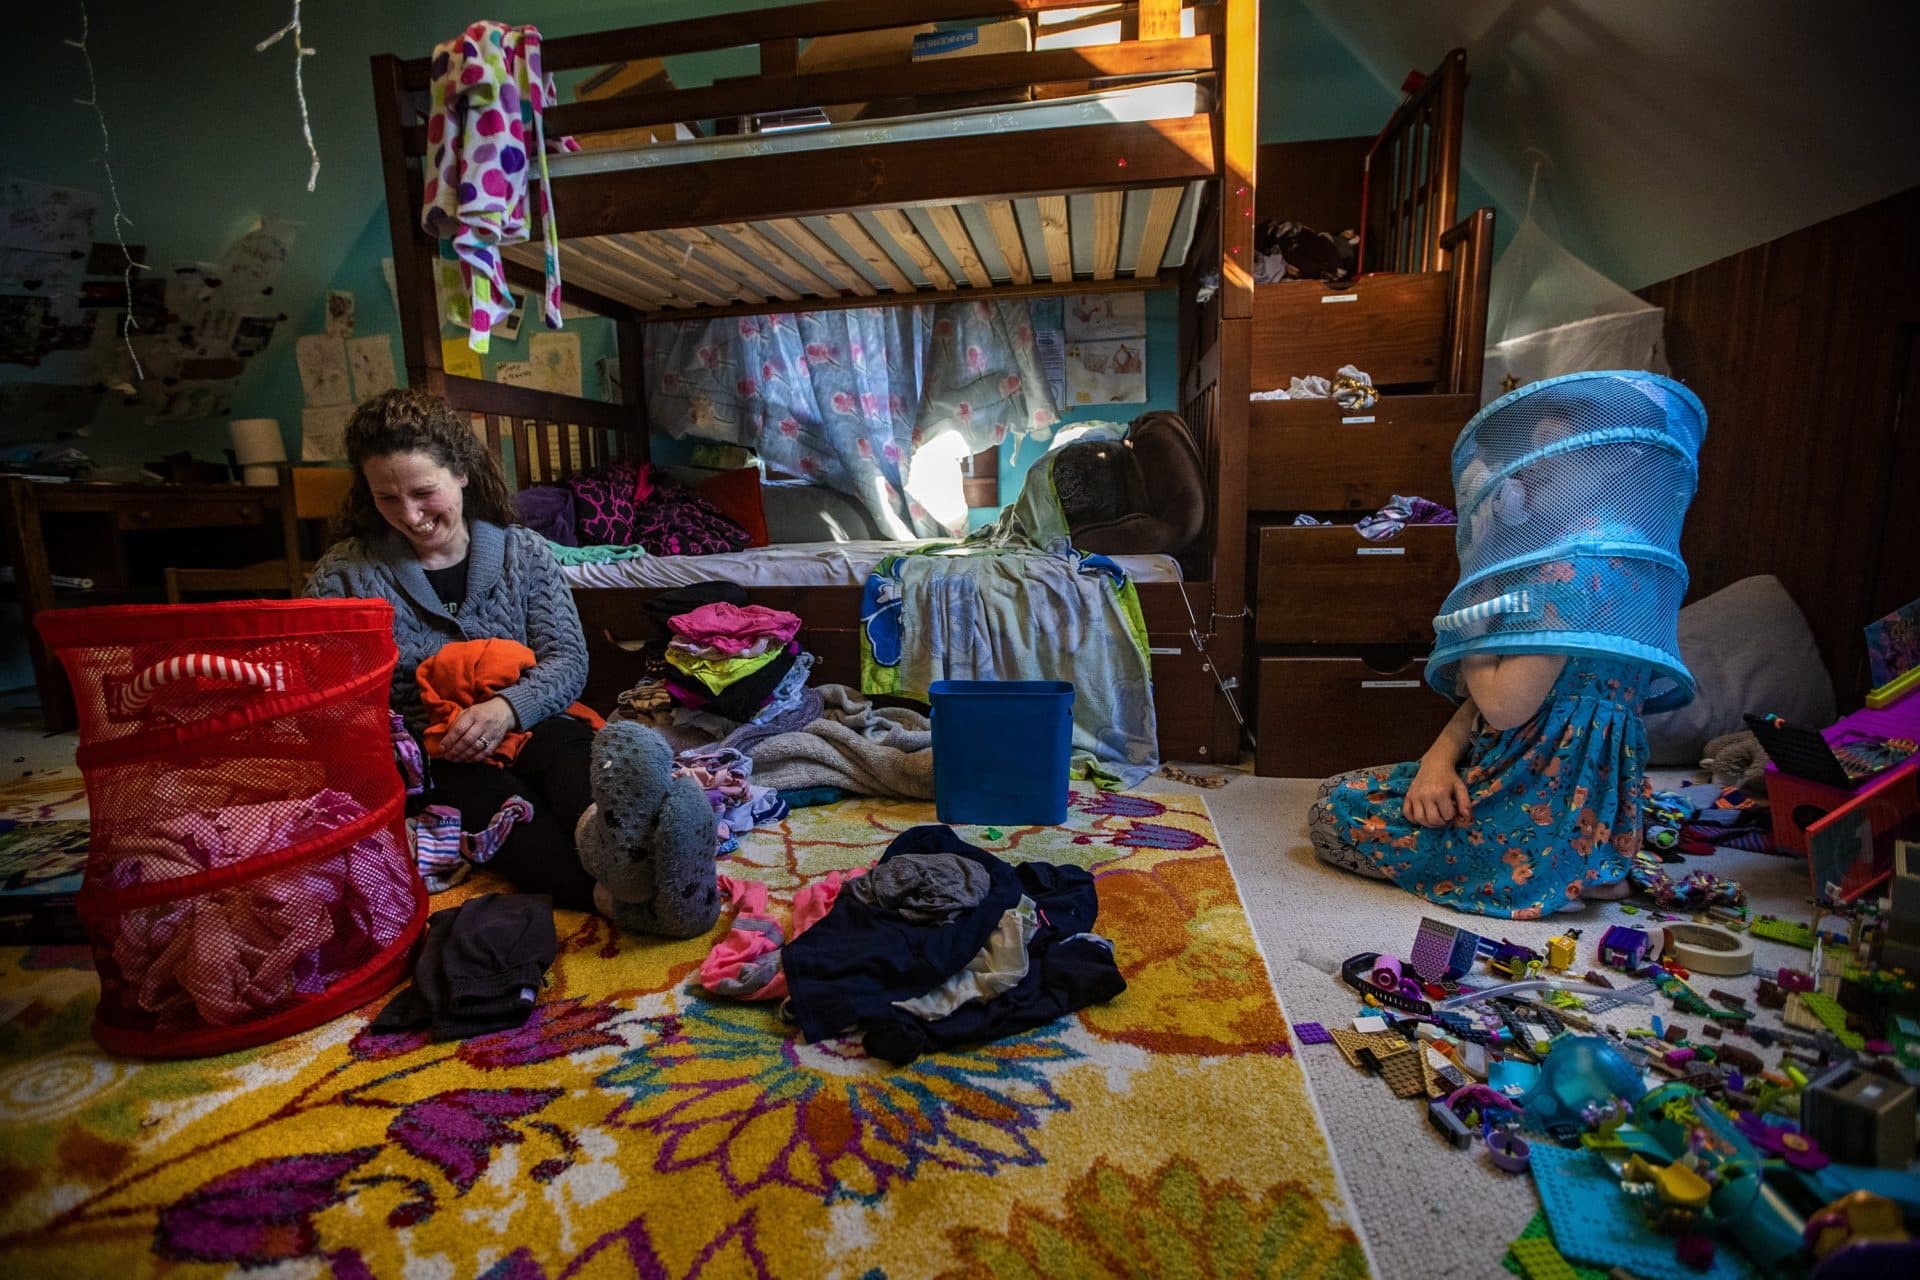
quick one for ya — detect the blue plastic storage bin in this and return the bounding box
[929,680,1075,826]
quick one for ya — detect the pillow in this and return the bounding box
[1051,441,1139,528]
[696,467,770,547]
[1068,411,1209,557]
[760,479,885,542]
[630,477,753,557]
[568,459,649,546]
[513,484,578,546]
[1644,574,1837,765]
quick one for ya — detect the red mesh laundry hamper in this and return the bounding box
[36,599,427,1057]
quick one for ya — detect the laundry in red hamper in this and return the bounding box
[110,790,417,1027]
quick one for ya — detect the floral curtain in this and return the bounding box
[644,298,1059,537]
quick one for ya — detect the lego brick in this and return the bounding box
[1508,1236,1581,1280]
[1292,1020,1334,1045]
[1329,1026,1412,1069]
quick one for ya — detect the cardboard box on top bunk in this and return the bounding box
[795,20,1033,123]
[570,57,696,150]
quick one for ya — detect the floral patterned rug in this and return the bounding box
[0,777,1369,1279]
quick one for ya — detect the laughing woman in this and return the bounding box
[304,388,603,908]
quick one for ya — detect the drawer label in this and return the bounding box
[1321,294,1359,304]
[1148,646,1183,656]
[1341,415,1376,424]
[1356,547,1406,556]
[1361,680,1421,689]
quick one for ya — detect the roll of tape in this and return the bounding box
[1660,922,1755,976]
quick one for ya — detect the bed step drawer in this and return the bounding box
[1246,394,1471,512]
[1252,524,1456,645]
[1251,273,1451,391]
[1254,655,1455,778]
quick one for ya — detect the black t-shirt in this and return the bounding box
[423,557,470,617]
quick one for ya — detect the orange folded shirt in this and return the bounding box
[416,638,604,765]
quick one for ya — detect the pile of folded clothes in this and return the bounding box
[663,602,812,733]
[611,588,820,848]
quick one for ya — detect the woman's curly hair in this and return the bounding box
[333,388,517,541]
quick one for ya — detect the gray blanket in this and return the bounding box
[745,685,934,799]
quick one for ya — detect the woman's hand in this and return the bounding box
[443,697,519,763]
[1404,757,1472,828]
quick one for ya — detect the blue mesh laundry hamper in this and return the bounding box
[1427,371,1707,712]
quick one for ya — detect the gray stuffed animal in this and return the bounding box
[574,720,722,938]
[1700,728,1769,793]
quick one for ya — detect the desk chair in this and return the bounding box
[165,465,355,602]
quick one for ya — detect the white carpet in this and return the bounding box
[1142,765,1818,1280]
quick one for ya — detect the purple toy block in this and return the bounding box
[1293,1021,1334,1045]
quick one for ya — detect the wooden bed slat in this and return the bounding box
[533,420,554,484]
[623,232,748,304]
[1139,0,1183,40]
[759,219,874,296]
[598,236,731,307]
[511,419,534,489]
[925,206,992,289]
[498,252,639,323]
[983,200,1032,285]
[552,116,1216,240]
[872,210,956,290]
[1038,195,1073,284]
[716,222,837,297]
[546,241,676,310]
[823,214,918,293]
[662,227,800,302]
[1092,190,1124,279]
[1132,185,1184,275]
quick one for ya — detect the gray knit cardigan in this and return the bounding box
[304,520,588,739]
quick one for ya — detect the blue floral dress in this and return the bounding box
[1308,657,1653,919]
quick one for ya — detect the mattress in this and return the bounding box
[549,81,1210,178]
[559,540,1184,591]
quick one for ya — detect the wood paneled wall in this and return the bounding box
[1639,186,1920,702]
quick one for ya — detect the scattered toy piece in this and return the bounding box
[1292,1021,1333,1045]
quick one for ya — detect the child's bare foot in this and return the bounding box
[1584,879,1631,901]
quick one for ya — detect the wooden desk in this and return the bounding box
[1,477,289,732]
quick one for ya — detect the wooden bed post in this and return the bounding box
[1207,0,1257,761]
[616,316,650,464]
[371,53,446,394]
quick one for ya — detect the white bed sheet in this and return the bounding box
[549,81,1208,178]
[560,540,1183,591]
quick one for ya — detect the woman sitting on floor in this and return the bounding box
[305,388,721,936]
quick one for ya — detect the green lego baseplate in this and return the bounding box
[1748,916,1816,948]
[1798,991,1866,1050]
[1502,1214,1607,1280]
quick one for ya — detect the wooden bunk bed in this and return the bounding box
[371,0,1259,764]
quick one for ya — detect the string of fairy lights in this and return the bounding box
[64,0,148,380]
[60,1,321,385]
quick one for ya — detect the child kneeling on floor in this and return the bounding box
[1307,371,1709,919]
[1308,651,1649,919]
